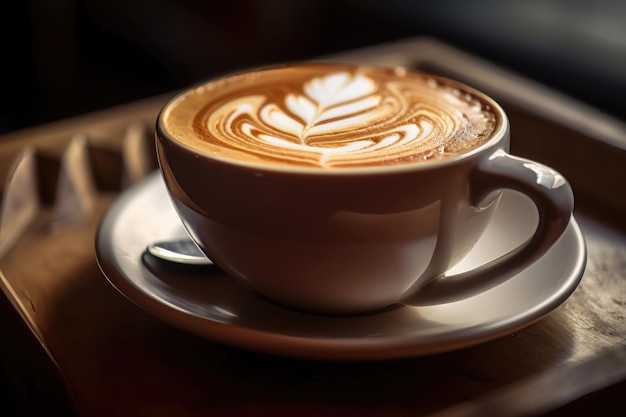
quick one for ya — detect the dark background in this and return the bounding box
[2,0,626,136]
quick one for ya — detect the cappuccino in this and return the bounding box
[161,64,498,168]
[156,63,574,314]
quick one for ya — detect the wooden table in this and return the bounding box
[2,38,626,417]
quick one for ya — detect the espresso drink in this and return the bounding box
[161,64,498,168]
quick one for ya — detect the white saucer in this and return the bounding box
[96,172,586,361]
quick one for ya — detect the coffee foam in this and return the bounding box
[161,64,499,168]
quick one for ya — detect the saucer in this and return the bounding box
[95,172,586,361]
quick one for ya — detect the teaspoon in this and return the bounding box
[146,239,213,265]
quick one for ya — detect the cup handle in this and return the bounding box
[409,149,574,305]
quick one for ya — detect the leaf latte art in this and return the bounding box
[162,64,499,168]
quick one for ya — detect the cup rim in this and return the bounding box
[156,63,509,175]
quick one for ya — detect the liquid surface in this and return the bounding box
[161,64,500,168]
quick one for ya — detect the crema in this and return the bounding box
[161,64,498,168]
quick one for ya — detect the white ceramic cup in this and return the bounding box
[156,66,574,315]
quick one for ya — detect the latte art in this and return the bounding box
[162,64,499,168]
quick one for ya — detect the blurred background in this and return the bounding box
[2,0,626,136]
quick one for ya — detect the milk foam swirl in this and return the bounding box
[167,65,498,168]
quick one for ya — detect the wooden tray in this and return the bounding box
[1,38,625,417]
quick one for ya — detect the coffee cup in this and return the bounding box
[155,63,573,315]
